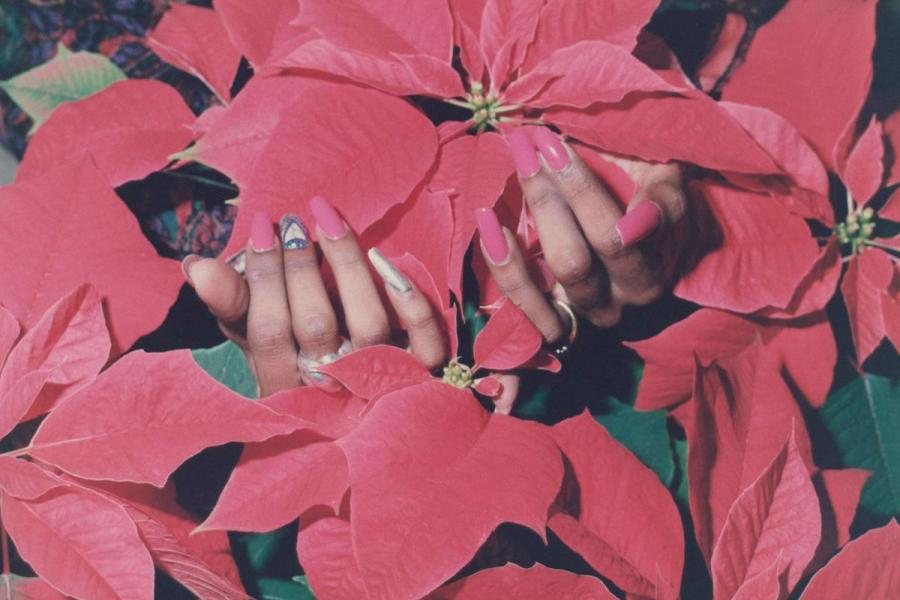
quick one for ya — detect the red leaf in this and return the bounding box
[474,376,503,397]
[0,306,19,368]
[0,285,109,437]
[337,382,563,599]
[674,180,820,313]
[718,0,877,171]
[259,387,367,439]
[428,563,616,599]
[687,346,814,563]
[29,350,307,486]
[506,41,678,109]
[473,300,543,370]
[710,432,820,600]
[627,309,836,411]
[427,132,514,300]
[452,6,486,83]
[218,80,439,258]
[731,554,783,600]
[211,0,308,68]
[881,188,900,222]
[203,433,348,532]
[317,345,432,400]
[842,116,885,205]
[2,487,154,600]
[547,93,780,175]
[841,249,895,364]
[0,457,65,500]
[148,4,241,103]
[0,158,182,355]
[755,239,842,320]
[296,511,367,600]
[0,576,67,600]
[522,0,659,71]
[799,520,900,599]
[17,80,195,187]
[479,0,544,86]
[548,411,684,598]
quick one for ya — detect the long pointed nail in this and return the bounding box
[368,248,412,293]
[280,214,311,250]
[506,129,540,178]
[181,255,200,285]
[475,208,510,264]
[532,127,570,172]
[250,211,275,252]
[616,202,663,247]
[310,196,347,240]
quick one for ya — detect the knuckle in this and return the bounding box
[528,183,563,211]
[594,230,628,260]
[587,305,623,328]
[328,250,366,271]
[353,324,390,348]
[552,250,594,287]
[283,252,319,274]
[629,282,665,306]
[248,320,293,355]
[498,276,531,299]
[558,165,596,201]
[402,303,436,331]
[293,312,338,348]
[246,262,283,285]
[418,349,447,371]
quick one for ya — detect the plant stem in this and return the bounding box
[0,448,30,459]
[846,189,855,219]
[443,98,475,110]
[863,239,900,254]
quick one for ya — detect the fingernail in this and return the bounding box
[616,202,663,247]
[368,248,411,293]
[506,129,540,178]
[532,127,570,172]
[475,208,510,264]
[280,214,311,250]
[299,354,344,393]
[310,196,347,240]
[225,249,246,274]
[181,255,200,285]
[250,211,275,252]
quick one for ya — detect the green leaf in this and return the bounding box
[820,372,900,520]
[0,44,126,131]
[192,340,257,398]
[594,396,675,487]
[258,577,316,600]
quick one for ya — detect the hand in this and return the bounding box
[477,126,687,345]
[182,196,448,397]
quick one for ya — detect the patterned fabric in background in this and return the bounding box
[0,0,235,259]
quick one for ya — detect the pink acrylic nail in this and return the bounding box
[506,129,540,178]
[616,202,663,247]
[532,127,570,171]
[250,211,275,252]
[310,196,347,240]
[475,208,510,264]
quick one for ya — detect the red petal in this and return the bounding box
[473,376,503,397]
[453,8,486,83]
[0,306,19,368]
[0,158,182,355]
[479,0,543,86]
[0,285,109,438]
[718,0,877,172]
[212,0,307,68]
[0,457,65,500]
[296,511,367,600]
[549,411,684,597]
[687,346,814,563]
[628,309,836,412]
[674,180,820,313]
[843,116,886,205]
[731,555,783,600]
[202,434,348,533]
[799,520,900,599]
[220,82,439,258]
[148,4,241,102]
[522,0,658,72]
[2,488,154,600]
[29,350,306,486]
[548,93,780,174]
[17,80,194,187]
[755,238,842,319]
[338,382,563,599]
[259,387,366,439]
[473,300,543,370]
[428,563,616,599]
[880,188,900,222]
[317,345,431,400]
[506,41,678,108]
[710,432,820,600]
[427,132,514,300]
[0,576,67,599]
[841,250,895,364]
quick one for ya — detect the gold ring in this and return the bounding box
[552,299,578,356]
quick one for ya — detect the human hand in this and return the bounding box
[182,196,448,397]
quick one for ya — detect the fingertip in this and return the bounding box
[190,258,249,323]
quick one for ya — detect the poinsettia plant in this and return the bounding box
[0,0,897,599]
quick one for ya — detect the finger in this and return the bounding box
[491,373,520,415]
[507,128,609,314]
[245,211,300,396]
[182,255,249,344]
[530,128,662,305]
[278,214,341,360]
[368,248,447,370]
[310,196,390,349]
[475,208,566,343]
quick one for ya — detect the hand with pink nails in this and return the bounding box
[478,126,687,346]
[181,196,449,397]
